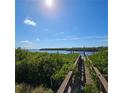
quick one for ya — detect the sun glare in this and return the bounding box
[45,0,54,7]
[40,0,60,17]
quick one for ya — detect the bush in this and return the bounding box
[83,84,98,93]
[15,48,79,91]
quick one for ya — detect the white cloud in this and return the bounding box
[24,18,37,26]
[54,32,65,36]
[36,38,40,41]
[43,37,80,41]
[81,36,108,39]
[42,35,107,42]
[99,39,108,42]
[19,40,42,49]
[20,40,33,48]
[56,37,80,41]
[20,40,31,43]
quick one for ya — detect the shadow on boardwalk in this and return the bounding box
[71,57,85,93]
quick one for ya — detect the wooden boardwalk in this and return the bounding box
[57,54,108,93]
[57,55,85,93]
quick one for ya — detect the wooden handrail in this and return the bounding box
[73,55,81,67]
[93,67,108,92]
[57,55,81,93]
[57,71,73,93]
[85,55,108,93]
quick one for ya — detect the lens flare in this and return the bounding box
[45,0,54,7]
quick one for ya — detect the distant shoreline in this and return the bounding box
[39,46,108,52]
[16,46,108,52]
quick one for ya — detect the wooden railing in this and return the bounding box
[57,71,73,93]
[85,55,108,93]
[57,55,82,93]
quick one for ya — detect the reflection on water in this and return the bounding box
[28,49,95,56]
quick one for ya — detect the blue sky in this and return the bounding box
[16,0,108,49]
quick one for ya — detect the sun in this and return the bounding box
[40,0,59,16]
[45,0,54,8]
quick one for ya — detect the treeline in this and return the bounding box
[15,48,79,92]
[39,46,107,52]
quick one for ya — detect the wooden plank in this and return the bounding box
[73,55,81,67]
[84,63,93,84]
[57,71,73,93]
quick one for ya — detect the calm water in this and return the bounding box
[28,49,95,56]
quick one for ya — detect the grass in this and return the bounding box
[16,83,53,93]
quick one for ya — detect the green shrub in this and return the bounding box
[89,49,108,80]
[15,48,79,91]
[83,84,98,93]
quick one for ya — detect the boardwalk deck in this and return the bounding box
[57,55,85,93]
[57,54,108,93]
[84,62,93,84]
